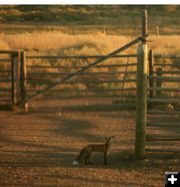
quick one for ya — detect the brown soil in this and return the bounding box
[0,98,179,187]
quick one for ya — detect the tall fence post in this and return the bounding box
[135,9,148,159]
[20,51,28,111]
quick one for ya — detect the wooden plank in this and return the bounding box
[146,135,180,142]
[0,79,11,82]
[148,98,180,103]
[148,110,180,115]
[148,87,180,92]
[149,75,180,82]
[27,71,137,76]
[27,79,137,85]
[27,87,137,93]
[27,63,138,69]
[26,54,137,59]
[147,122,180,127]
[0,88,11,92]
[0,50,18,54]
[0,70,11,73]
[146,148,180,153]
[0,59,11,62]
[33,94,136,99]
[154,63,180,67]
[154,54,180,59]
[153,70,180,75]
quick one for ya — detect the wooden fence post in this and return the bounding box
[135,9,148,159]
[11,52,16,107]
[156,68,162,97]
[11,51,20,109]
[135,44,148,159]
[20,51,28,111]
[156,25,159,36]
[148,49,154,108]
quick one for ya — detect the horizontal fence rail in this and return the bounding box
[26,54,137,59]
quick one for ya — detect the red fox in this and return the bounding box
[72,136,115,166]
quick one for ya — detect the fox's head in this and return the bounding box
[105,136,115,145]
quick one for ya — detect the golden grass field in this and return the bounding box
[0,31,180,55]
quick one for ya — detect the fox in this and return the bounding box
[72,136,115,166]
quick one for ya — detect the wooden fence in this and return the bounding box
[25,54,137,101]
[146,51,180,154]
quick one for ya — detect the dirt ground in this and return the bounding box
[0,98,179,187]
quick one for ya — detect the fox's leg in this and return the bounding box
[104,152,107,165]
[85,158,89,165]
[87,154,92,165]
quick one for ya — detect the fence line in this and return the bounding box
[27,54,137,59]
[27,71,137,76]
[27,63,138,69]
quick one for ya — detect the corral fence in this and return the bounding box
[146,53,180,155]
[26,54,137,104]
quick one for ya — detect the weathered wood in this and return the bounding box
[27,87,137,93]
[38,94,136,99]
[153,70,180,75]
[135,44,148,159]
[146,148,180,153]
[26,54,137,59]
[148,49,154,103]
[11,53,16,106]
[20,51,28,111]
[148,98,180,103]
[0,88,11,92]
[148,87,180,92]
[149,75,180,82]
[27,71,137,76]
[146,135,180,142]
[27,78,137,85]
[154,54,180,59]
[0,50,19,54]
[156,68,162,96]
[148,110,180,115]
[27,63,138,69]
[142,9,148,43]
[25,36,145,102]
[147,122,180,127]
[0,59,11,62]
[156,25,159,36]
[154,63,180,67]
[16,51,21,106]
[0,79,11,82]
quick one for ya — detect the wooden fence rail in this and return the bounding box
[26,54,137,59]
[27,63,138,69]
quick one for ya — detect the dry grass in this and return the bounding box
[0,31,180,55]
